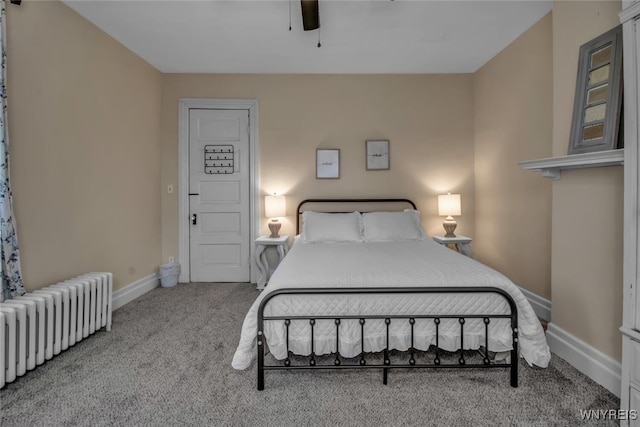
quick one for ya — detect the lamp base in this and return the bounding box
[268,221,281,238]
[442,217,457,238]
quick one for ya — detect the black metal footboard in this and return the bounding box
[256,287,519,390]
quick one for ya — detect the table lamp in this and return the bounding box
[438,193,461,238]
[265,194,286,238]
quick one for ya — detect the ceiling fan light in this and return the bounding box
[301,0,320,31]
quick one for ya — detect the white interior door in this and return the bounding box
[189,109,251,282]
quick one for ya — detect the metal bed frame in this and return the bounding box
[256,199,519,390]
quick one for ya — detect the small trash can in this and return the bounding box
[159,262,180,288]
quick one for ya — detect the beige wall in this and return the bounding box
[7,2,163,291]
[551,0,623,360]
[473,13,553,299]
[160,74,475,262]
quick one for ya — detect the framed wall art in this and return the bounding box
[366,140,390,170]
[567,25,623,154]
[316,149,340,179]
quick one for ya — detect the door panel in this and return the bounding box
[200,244,242,266]
[200,213,241,235]
[201,181,241,203]
[189,109,250,282]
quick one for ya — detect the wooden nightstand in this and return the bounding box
[255,236,289,290]
[432,235,472,258]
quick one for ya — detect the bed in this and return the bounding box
[232,199,550,390]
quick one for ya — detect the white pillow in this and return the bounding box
[301,211,363,243]
[362,210,426,242]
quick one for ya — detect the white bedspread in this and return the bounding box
[232,239,550,370]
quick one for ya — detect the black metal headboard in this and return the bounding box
[296,198,417,234]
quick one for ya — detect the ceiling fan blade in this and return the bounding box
[301,0,320,31]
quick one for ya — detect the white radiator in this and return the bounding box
[0,272,112,389]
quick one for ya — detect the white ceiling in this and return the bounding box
[62,0,552,74]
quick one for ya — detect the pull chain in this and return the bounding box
[289,0,292,31]
[317,27,321,48]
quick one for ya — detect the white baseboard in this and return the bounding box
[546,322,621,397]
[112,273,159,311]
[517,285,551,322]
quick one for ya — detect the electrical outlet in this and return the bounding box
[167,185,174,194]
[168,256,175,263]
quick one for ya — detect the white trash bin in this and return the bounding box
[159,262,180,288]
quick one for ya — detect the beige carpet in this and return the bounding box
[0,283,619,426]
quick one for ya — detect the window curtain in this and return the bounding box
[0,0,24,302]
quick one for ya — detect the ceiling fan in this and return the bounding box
[291,0,321,47]
[300,0,320,31]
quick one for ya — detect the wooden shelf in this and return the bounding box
[518,149,624,180]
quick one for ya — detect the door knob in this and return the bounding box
[191,214,197,225]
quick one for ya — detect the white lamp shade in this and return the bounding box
[438,193,461,216]
[265,195,286,218]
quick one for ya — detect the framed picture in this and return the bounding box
[567,25,623,154]
[316,149,340,179]
[366,140,390,170]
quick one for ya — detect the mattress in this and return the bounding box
[232,238,550,370]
